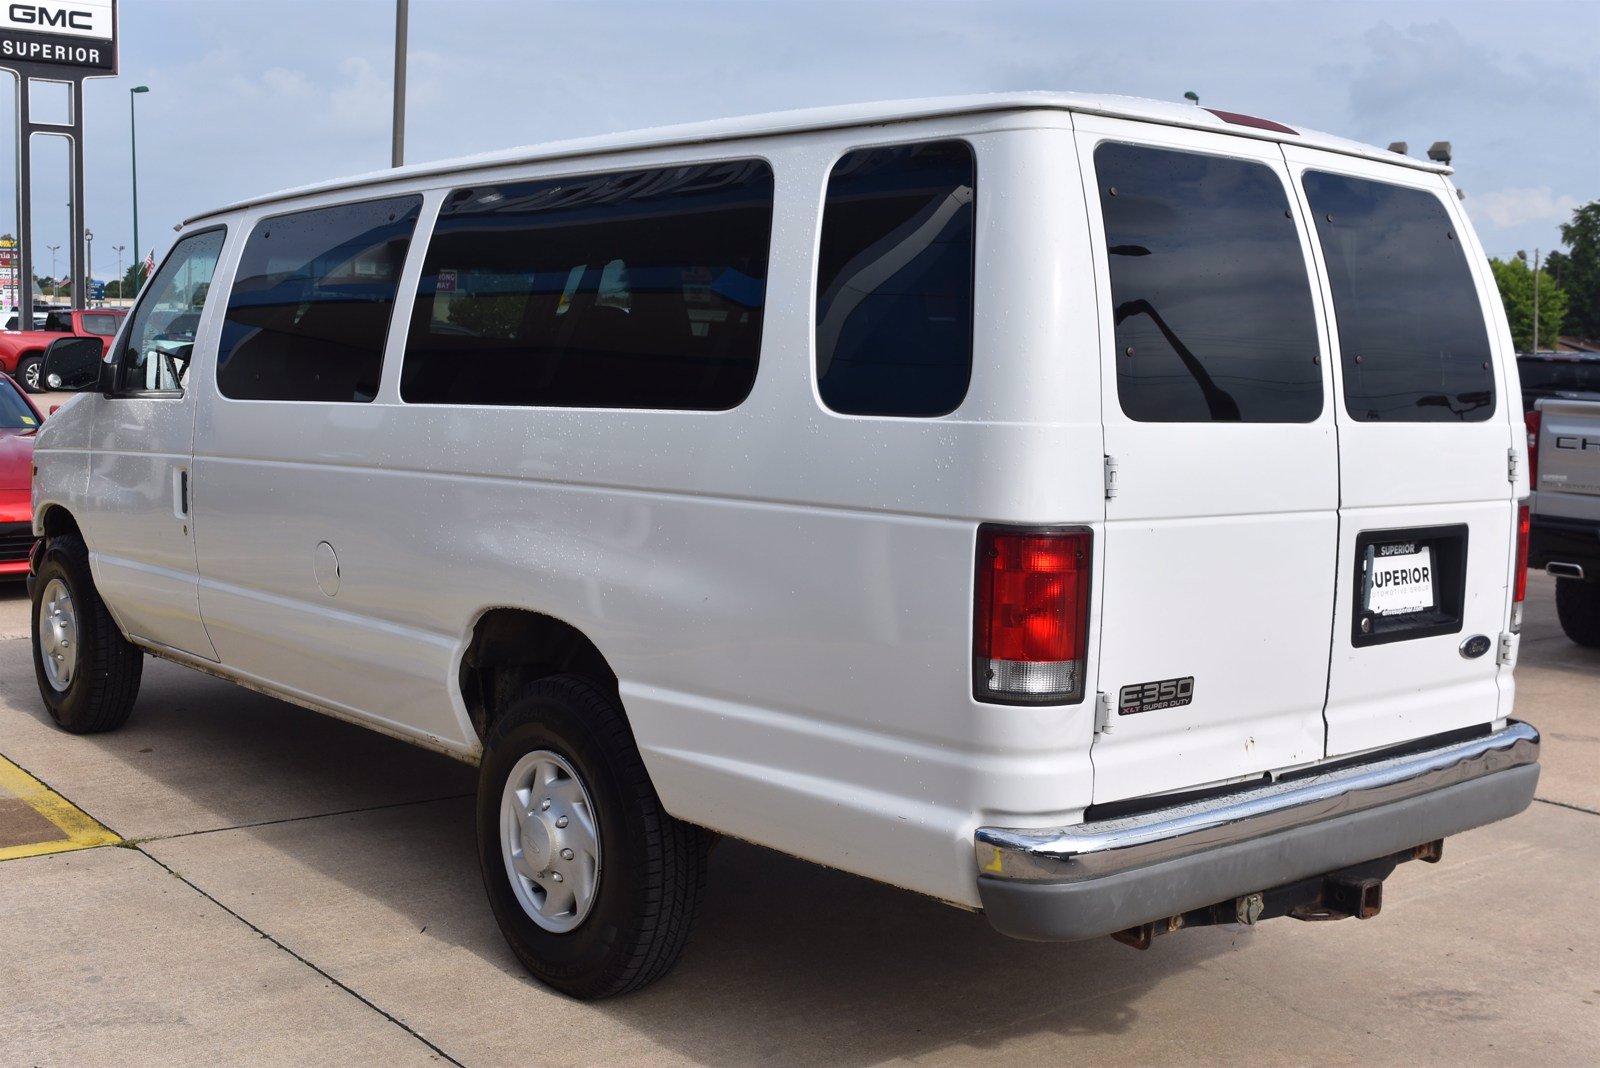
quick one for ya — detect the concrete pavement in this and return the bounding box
[0,575,1596,1065]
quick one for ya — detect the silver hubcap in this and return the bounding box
[500,750,601,933]
[38,577,78,692]
[22,359,39,389]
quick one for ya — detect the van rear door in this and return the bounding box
[1283,146,1519,756]
[1076,118,1341,804]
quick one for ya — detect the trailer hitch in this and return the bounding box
[1109,840,1443,950]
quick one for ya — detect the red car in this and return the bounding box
[0,308,124,393]
[0,373,41,577]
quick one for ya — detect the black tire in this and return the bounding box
[476,674,709,999]
[16,352,43,393]
[31,533,143,733]
[1555,577,1600,649]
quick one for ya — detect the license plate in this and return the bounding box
[1365,544,1435,616]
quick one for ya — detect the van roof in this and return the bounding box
[184,90,1450,226]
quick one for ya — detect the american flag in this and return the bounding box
[142,249,154,275]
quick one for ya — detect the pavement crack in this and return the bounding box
[137,848,466,1066]
[133,792,474,845]
[1534,797,1600,817]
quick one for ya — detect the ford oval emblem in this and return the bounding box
[1459,634,1492,660]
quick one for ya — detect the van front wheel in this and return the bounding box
[476,674,710,999]
[1554,577,1600,648]
[32,533,143,732]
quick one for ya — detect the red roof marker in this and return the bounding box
[1204,108,1298,135]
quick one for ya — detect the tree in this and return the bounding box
[117,260,142,298]
[1490,257,1569,351]
[1544,200,1600,340]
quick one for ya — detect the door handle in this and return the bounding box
[172,467,189,520]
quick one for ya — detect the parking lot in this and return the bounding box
[0,567,1595,1066]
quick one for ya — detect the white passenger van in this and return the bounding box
[29,93,1540,998]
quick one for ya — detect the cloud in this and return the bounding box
[1467,187,1580,231]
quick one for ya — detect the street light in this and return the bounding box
[1517,249,1543,353]
[1183,91,1200,105]
[130,85,149,294]
[46,244,58,300]
[112,244,125,297]
[84,229,93,304]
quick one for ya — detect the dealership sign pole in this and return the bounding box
[0,0,117,321]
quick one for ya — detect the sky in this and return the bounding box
[2,0,1596,283]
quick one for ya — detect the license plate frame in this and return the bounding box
[1352,524,1469,648]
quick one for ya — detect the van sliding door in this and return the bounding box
[1077,117,1341,804]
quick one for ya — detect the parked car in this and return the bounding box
[1515,350,1600,412]
[28,93,1540,999]
[1524,393,1600,645]
[0,308,125,392]
[5,311,51,331]
[0,372,43,577]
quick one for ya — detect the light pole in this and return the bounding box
[130,85,149,293]
[84,229,93,304]
[113,245,125,297]
[392,0,407,167]
[1517,249,1543,353]
[46,244,58,300]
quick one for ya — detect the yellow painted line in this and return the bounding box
[0,754,120,861]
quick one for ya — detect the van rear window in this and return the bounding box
[1096,143,1322,423]
[400,160,773,410]
[1303,172,1495,422]
[815,141,974,417]
[218,196,421,403]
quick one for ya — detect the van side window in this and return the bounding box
[1303,173,1495,422]
[117,228,227,395]
[816,141,974,417]
[217,196,422,402]
[1097,144,1323,423]
[400,160,773,409]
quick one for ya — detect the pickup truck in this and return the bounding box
[0,308,125,393]
[1526,388,1600,646]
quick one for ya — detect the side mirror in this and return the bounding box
[41,336,106,392]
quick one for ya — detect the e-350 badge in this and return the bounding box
[1118,676,1195,715]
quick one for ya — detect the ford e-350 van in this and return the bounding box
[29,93,1539,998]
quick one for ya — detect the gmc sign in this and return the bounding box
[0,0,114,74]
[2,2,109,38]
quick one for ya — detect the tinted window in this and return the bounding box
[401,161,772,409]
[1518,357,1600,407]
[1303,172,1494,422]
[816,141,974,417]
[0,377,38,428]
[118,228,227,394]
[1098,143,1322,423]
[82,313,121,337]
[218,196,421,402]
[43,312,72,333]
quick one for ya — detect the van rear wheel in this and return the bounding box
[32,533,143,732]
[476,674,710,999]
[1554,577,1600,648]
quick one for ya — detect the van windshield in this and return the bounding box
[1303,172,1495,422]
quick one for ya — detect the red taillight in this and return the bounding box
[1514,502,1531,605]
[1525,410,1541,486]
[974,527,1091,704]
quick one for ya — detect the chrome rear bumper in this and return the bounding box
[975,721,1540,941]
